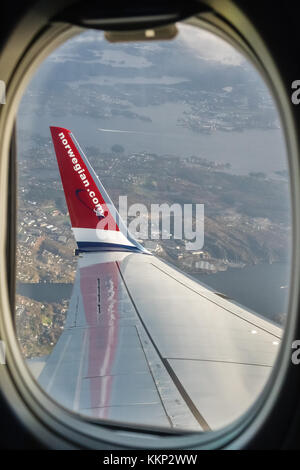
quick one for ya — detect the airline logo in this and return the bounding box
[50,126,146,253]
[59,132,90,188]
[50,126,118,231]
[58,131,107,219]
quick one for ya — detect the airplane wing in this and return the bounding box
[36,127,282,432]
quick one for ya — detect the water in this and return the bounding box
[19,104,287,177]
[16,282,73,303]
[195,262,290,324]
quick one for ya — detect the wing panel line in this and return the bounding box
[116,261,210,430]
[134,325,173,429]
[150,262,282,339]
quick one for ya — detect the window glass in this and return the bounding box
[16,23,291,431]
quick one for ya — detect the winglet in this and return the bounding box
[50,126,148,254]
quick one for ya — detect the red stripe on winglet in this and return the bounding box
[50,126,119,231]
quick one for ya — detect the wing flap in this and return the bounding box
[38,252,202,431]
[37,251,282,431]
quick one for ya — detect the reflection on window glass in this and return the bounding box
[16,23,291,431]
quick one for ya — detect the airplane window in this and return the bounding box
[15,22,291,432]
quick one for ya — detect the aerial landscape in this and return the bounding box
[15,25,291,358]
